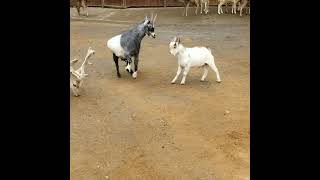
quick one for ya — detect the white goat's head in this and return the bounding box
[169,36,182,56]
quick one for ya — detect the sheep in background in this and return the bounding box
[200,0,210,14]
[74,0,89,17]
[237,0,250,16]
[218,0,240,15]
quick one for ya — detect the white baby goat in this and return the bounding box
[169,37,221,85]
[70,47,95,96]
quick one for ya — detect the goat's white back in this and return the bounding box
[107,35,125,58]
[184,47,213,66]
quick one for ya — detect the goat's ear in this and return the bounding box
[172,36,177,42]
[143,16,149,25]
[152,14,157,27]
[177,37,181,44]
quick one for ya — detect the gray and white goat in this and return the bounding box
[107,14,157,79]
[169,37,221,85]
[70,47,95,96]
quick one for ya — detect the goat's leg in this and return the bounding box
[71,82,80,96]
[221,3,224,14]
[225,3,228,13]
[232,2,237,14]
[76,1,81,16]
[132,56,139,79]
[185,2,190,16]
[240,1,247,16]
[180,65,190,85]
[205,2,209,14]
[81,0,88,17]
[125,56,133,75]
[201,66,209,81]
[76,7,81,16]
[208,60,221,83]
[201,2,203,14]
[71,87,80,96]
[195,2,199,15]
[113,53,121,78]
[171,65,182,84]
[183,3,186,16]
[218,3,221,14]
[231,2,233,14]
[238,1,246,16]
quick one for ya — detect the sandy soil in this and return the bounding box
[71,7,250,180]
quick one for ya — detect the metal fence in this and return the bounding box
[70,0,220,8]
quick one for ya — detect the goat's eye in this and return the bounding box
[173,44,176,48]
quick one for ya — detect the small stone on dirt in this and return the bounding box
[132,113,136,118]
[224,110,230,115]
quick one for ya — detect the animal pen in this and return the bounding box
[71,0,220,8]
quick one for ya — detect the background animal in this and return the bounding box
[200,0,210,14]
[237,0,250,16]
[218,0,240,14]
[177,0,201,16]
[74,0,88,17]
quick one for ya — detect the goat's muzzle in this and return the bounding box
[151,32,156,38]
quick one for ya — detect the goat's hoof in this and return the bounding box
[171,81,176,84]
[216,80,221,83]
[132,72,137,79]
[180,82,185,85]
[117,74,121,78]
[200,79,205,82]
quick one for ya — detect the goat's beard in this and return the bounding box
[146,32,156,38]
[170,48,178,56]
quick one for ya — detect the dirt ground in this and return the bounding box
[70,6,250,180]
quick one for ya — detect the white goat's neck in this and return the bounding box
[176,43,186,57]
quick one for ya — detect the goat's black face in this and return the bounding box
[145,21,156,38]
